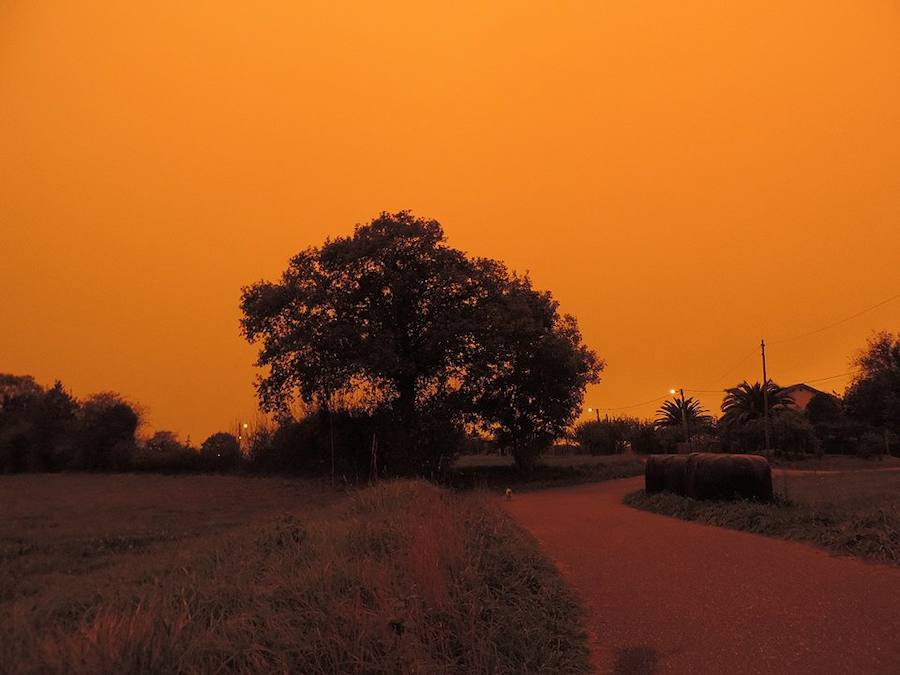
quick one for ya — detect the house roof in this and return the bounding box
[781,383,827,396]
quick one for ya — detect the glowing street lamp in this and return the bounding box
[587,406,600,423]
[669,388,690,446]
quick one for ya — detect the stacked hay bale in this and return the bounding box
[644,453,772,501]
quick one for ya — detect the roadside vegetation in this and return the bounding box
[449,452,645,491]
[624,469,900,565]
[0,475,589,675]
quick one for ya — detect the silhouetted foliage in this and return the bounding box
[573,419,623,455]
[803,392,852,455]
[844,332,900,441]
[74,393,140,471]
[0,377,78,472]
[720,409,818,455]
[654,425,685,453]
[720,381,793,425]
[654,396,712,433]
[241,212,602,472]
[0,374,43,402]
[855,429,897,458]
[621,418,665,454]
[200,432,243,471]
[245,408,464,479]
[247,410,372,478]
[805,392,844,427]
[132,431,198,472]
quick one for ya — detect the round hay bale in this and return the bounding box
[645,454,689,495]
[684,453,773,501]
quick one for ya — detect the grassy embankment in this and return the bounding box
[1,474,589,675]
[624,463,900,565]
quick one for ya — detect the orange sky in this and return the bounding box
[2,1,899,442]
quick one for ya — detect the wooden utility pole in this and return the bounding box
[761,339,771,455]
[679,388,690,447]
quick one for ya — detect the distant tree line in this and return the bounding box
[0,375,242,474]
[571,331,900,459]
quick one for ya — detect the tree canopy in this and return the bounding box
[844,331,900,437]
[720,381,792,426]
[654,396,712,430]
[240,212,603,470]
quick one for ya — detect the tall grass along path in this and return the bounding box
[502,475,900,675]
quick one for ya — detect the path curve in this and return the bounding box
[503,477,900,675]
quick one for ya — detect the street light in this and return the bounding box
[669,388,691,448]
[587,407,600,423]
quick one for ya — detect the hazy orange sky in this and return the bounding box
[2,2,899,441]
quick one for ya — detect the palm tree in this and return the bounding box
[655,396,712,429]
[720,381,792,425]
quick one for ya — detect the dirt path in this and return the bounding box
[502,477,900,675]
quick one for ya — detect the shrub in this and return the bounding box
[655,426,684,453]
[770,409,820,455]
[573,419,622,455]
[806,392,843,427]
[248,409,466,480]
[720,409,819,455]
[132,431,198,473]
[199,432,243,472]
[855,429,897,458]
[248,410,376,479]
[622,419,665,454]
[0,379,78,472]
[73,393,140,470]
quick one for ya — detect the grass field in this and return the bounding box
[1,475,589,675]
[625,467,900,565]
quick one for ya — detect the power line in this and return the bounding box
[803,368,861,385]
[600,367,863,416]
[590,287,898,414]
[696,289,898,389]
[601,394,669,411]
[770,289,900,346]
[709,348,758,385]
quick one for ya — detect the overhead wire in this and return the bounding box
[591,290,896,414]
[769,290,900,346]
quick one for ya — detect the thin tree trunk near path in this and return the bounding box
[329,405,335,488]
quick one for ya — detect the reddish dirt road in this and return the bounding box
[503,476,900,675]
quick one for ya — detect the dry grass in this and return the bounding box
[624,470,900,565]
[0,475,588,674]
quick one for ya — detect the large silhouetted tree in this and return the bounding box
[241,211,602,470]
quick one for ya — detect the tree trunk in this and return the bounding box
[396,374,417,423]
